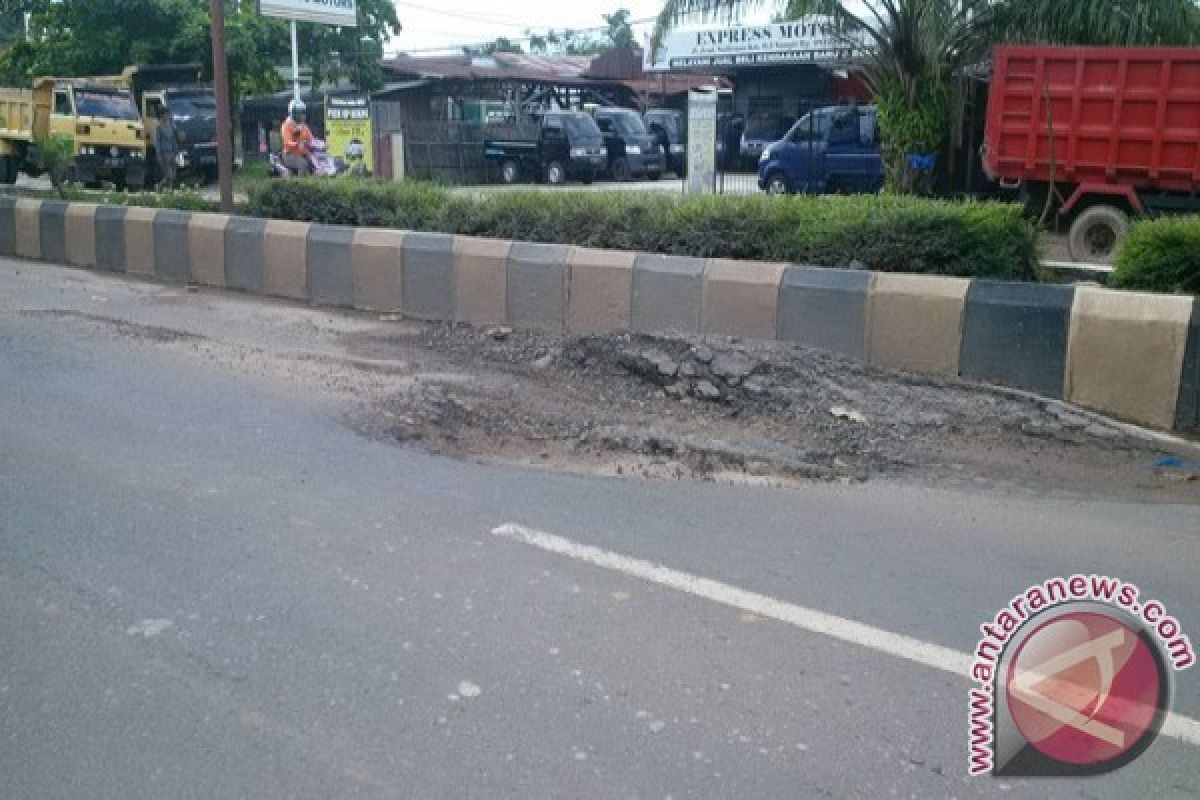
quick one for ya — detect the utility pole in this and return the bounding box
[210,0,234,213]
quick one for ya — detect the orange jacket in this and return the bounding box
[282,118,314,156]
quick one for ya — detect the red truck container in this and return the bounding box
[985,45,1200,263]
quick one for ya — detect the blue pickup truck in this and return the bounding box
[757,105,884,195]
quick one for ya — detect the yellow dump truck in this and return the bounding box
[0,77,148,188]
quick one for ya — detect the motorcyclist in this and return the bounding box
[281,99,314,177]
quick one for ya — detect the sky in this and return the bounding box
[384,0,773,56]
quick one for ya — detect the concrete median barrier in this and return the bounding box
[123,207,158,279]
[351,228,404,312]
[868,273,970,376]
[960,281,1075,399]
[402,232,454,320]
[94,206,126,272]
[453,236,510,326]
[64,204,97,268]
[0,196,15,257]
[15,198,40,260]
[566,246,634,334]
[153,210,192,284]
[263,220,309,300]
[189,213,230,288]
[776,267,873,360]
[38,201,67,264]
[702,259,785,340]
[224,217,267,292]
[307,224,355,307]
[632,254,706,335]
[1066,288,1194,429]
[508,242,569,332]
[1178,304,1200,433]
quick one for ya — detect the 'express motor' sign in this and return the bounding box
[259,0,356,27]
[646,17,869,72]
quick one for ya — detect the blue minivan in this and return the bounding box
[757,105,884,195]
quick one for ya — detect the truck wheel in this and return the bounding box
[0,156,17,185]
[580,171,594,185]
[500,159,520,185]
[1068,204,1129,265]
[611,157,631,182]
[545,161,567,186]
[764,172,790,196]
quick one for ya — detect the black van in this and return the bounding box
[592,107,665,181]
[645,108,687,177]
[483,111,607,185]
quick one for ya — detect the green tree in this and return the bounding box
[652,0,1200,191]
[464,37,525,56]
[527,7,638,56]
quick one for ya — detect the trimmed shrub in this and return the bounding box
[1112,216,1200,294]
[248,180,1041,280]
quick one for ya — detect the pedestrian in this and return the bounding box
[155,106,178,192]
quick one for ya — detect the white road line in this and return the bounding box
[491,522,1200,750]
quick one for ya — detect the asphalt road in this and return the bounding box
[2,259,1198,798]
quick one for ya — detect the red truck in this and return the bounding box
[985,45,1200,263]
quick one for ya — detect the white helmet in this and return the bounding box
[288,99,307,120]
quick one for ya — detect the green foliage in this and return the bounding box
[248,180,1041,280]
[60,186,220,211]
[1111,216,1200,294]
[36,133,74,196]
[527,7,637,55]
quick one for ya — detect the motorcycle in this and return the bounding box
[269,138,343,178]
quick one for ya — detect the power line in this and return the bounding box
[390,15,657,55]
[392,1,532,30]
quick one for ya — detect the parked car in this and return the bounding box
[739,114,788,171]
[645,108,687,177]
[757,105,884,195]
[985,45,1200,263]
[483,111,607,185]
[591,107,665,181]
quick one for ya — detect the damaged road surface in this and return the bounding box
[2,258,1200,800]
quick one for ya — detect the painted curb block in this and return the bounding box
[1178,303,1200,433]
[94,206,126,272]
[123,207,158,278]
[0,196,15,257]
[224,217,266,292]
[154,210,192,284]
[868,273,970,375]
[508,241,569,332]
[566,246,634,334]
[402,232,454,320]
[777,266,872,359]
[38,201,68,264]
[960,281,1075,399]
[1066,288,1194,429]
[632,254,705,334]
[64,204,97,268]
[189,213,230,288]
[307,224,356,307]
[351,228,404,312]
[263,220,309,300]
[453,235,510,326]
[702,259,786,340]
[15,198,40,260]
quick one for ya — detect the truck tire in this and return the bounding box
[0,156,17,185]
[545,161,567,186]
[611,157,631,182]
[500,159,520,185]
[1068,204,1129,265]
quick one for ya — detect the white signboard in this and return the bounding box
[646,16,868,72]
[260,0,356,27]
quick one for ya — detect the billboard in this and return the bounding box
[259,0,356,27]
[325,94,373,175]
[646,17,869,72]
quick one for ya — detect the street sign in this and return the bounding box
[259,0,356,27]
[646,16,867,72]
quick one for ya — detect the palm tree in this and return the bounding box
[652,0,1200,191]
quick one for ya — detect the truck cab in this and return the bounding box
[47,80,148,189]
[645,108,687,177]
[591,107,665,182]
[757,105,883,196]
[483,111,607,185]
[120,66,219,182]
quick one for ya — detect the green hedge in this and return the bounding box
[248,179,1041,281]
[1112,216,1200,294]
